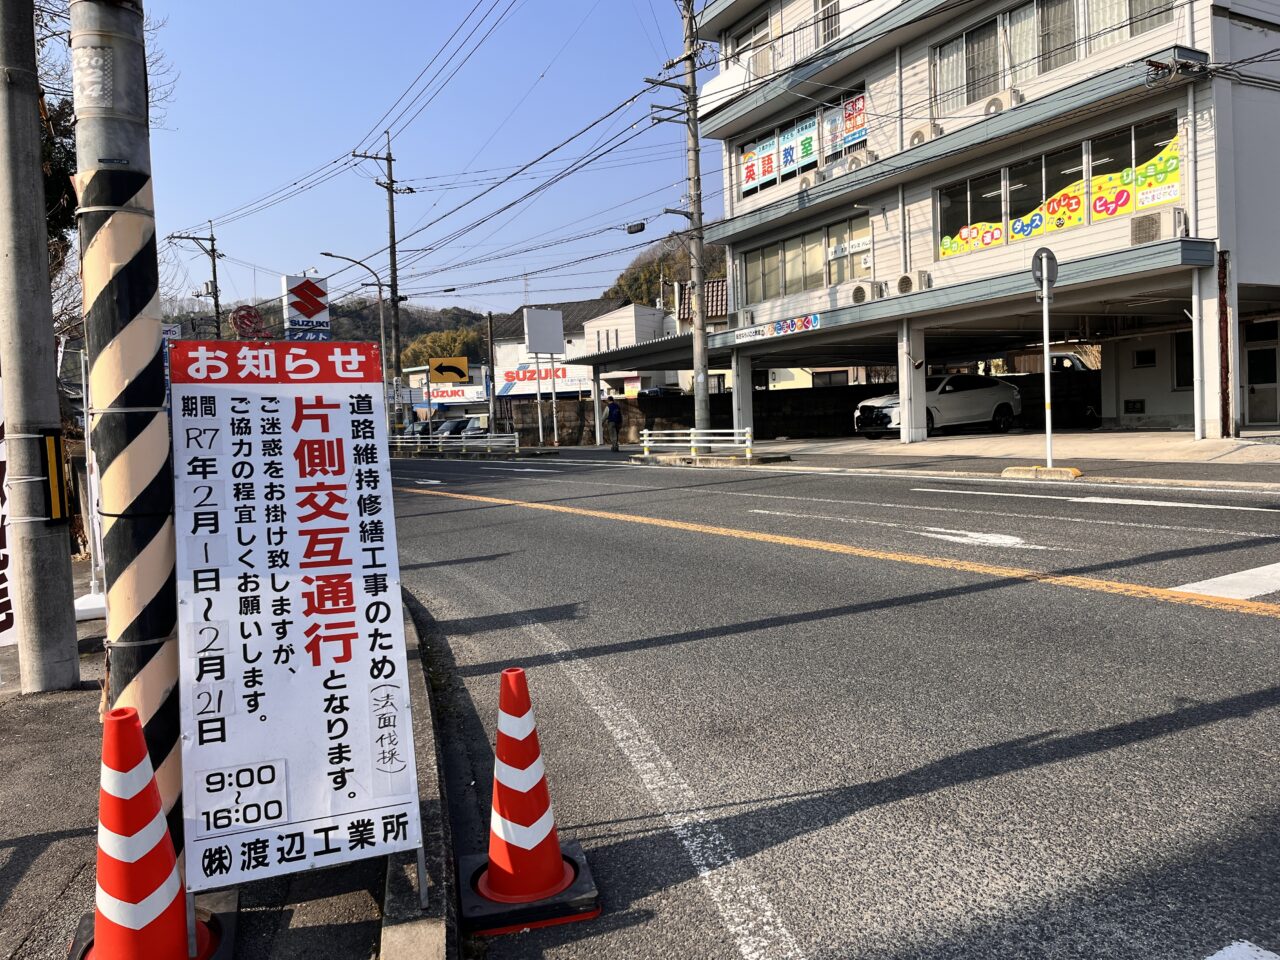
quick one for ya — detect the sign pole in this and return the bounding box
[549,355,560,447]
[1041,252,1053,469]
[533,354,545,447]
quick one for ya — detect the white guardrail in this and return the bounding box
[388,433,520,455]
[640,428,753,459]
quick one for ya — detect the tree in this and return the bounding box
[401,329,483,370]
[602,236,726,308]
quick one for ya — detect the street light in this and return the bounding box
[320,251,395,428]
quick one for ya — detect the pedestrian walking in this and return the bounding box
[605,397,623,451]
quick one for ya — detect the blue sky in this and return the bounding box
[148,0,723,317]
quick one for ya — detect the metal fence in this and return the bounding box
[388,433,520,456]
[640,429,753,459]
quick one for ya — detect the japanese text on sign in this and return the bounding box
[170,340,421,892]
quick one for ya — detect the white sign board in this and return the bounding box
[283,276,332,342]
[0,371,13,649]
[427,383,488,405]
[170,340,421,891]
[495,341,593,398]
[523,308,565,355]
[731,313,822,345]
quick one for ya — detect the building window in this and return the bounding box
[1173,332,1193,389]
[938,181,971,257]
[1133,347,1157,368]
[815,0,840,45]
[1008,156,1045,243]
[935,35,966,115]
[1087,0,1128,52]
[732,18,772,69]
[741,220,866,305]
[1008,3,1038,85]
[1039,0,1078,72]
[1089,127,1135,221]
[827,213,872,284]
[966,20,1001,103]
[813,370,849,387]
[1044,143,1086,232]
[1132,0,1177,34]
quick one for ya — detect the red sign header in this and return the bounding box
[169,341,381,385]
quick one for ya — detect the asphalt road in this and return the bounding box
[392,457,1280,960]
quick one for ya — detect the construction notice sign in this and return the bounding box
[169,340,421,892]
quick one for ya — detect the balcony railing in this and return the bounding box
[703,8,842,113]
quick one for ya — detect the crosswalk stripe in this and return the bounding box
[1173,561,1280,600]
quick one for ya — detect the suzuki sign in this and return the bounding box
[283,275,331,341]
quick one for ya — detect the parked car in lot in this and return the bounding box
[855,374,1022,438]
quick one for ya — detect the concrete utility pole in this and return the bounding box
[70,0,181,842]
[171,222,222,338]
[354,132,411,428]
[0,0,80,692]
[655,1,710,449]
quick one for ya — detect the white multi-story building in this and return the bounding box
[585,0,1280,440]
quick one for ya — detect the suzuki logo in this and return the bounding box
[288,279,328,319]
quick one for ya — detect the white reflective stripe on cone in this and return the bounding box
[490,806,556,851]
[100,757,154,800]
[497,708,536,741]
[95,864,181,930]
[97,809,168,863]
[494,755,545,793]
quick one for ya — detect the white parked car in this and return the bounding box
[855,374,1022,438]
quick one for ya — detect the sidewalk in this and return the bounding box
[540,430,1280,489]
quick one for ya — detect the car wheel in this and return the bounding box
[863,431,884,440]
[926,411,935,436]
[992,403,1014,433]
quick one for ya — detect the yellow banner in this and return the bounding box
[1090,167,1135,222]
[939,221,1005,259]
[1136,134,1181,210]
[1009,203,1046,244]
[1045,180,1086,233]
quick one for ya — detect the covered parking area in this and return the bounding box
[572,238,1280,445]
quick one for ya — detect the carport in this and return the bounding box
[571,238,1280,443]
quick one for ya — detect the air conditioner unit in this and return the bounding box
[895,271,932,295]
[798,172,819,191]
[982,88,1025,117]
[908,123,943,148]
[845,150,879,173]
[1130,206,1188,246]
[850,281,885,305]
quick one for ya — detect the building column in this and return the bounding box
[731,349,754,436]
[592,366,604,446]
[1198,260,1237,438]
[898,319,927,442]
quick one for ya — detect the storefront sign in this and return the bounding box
[428,383,488,404]
[842,95,867,147]
[732,314,821,344]
[170,340,421,891]
[779,116,818,175]
[755,135,778,186]
[283,276,332,341]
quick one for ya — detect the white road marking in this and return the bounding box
[480,466,560,473]
[1173,561,1280,600]
[1204,943,1280,960]
[449,581,802,960]
[397,474,1274,538]
[413,479,445,485]
[912,487,1280,514]
[749,509,1054,550]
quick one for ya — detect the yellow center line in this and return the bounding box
[398,487,1280,621]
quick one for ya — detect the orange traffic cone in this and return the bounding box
[459,668,601,935]
[72,707,218,960]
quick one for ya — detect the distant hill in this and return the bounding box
[602,236,725,308]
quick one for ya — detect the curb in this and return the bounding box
[628,454,792,466]
[1000,465,1084,481]
[379,603,454,960]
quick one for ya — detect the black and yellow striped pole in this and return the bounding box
[70,0,182,848]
